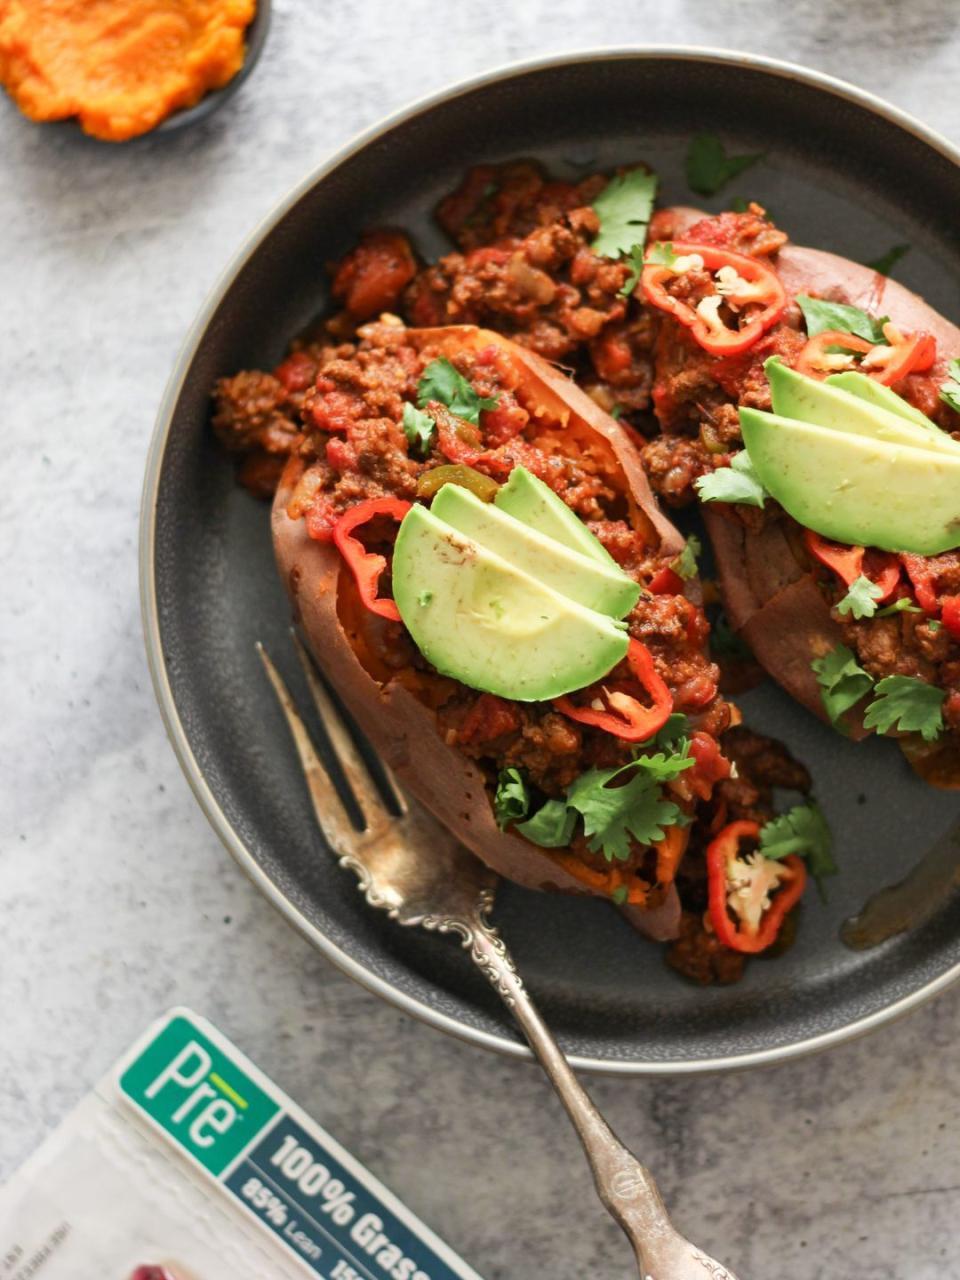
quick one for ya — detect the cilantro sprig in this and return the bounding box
[590,168,658,260]
[695,451,768,508]
[402,402,436,456]
[812,644,946,742]
[493,767,531,830]
[685,134,763,198]
[836,574,884,620]
[759,802,837,898]
[515,798,576,848]
[875,598,923,617]
[514,742,693,863]
[417,359,498,425]
[795,295,889,345]
[811,644,873,727]
[862,676,946,742]
[939,358,960,415]
[671,535,702,581]
[618,244,646,298]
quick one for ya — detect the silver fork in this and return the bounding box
[258,635,741,1280]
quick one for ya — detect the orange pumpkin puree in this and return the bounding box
[0,0,256,141]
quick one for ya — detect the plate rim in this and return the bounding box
[140,44,960,1076]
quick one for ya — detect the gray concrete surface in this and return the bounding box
[4,3,960,1277]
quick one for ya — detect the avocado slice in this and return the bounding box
[766,357,960,458]
[495,466,618,567]
[392,505,629,701]
[740,407,960,556]
[825,370,957,438]
[432,483,640,619]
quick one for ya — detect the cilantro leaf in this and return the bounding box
[836,574,884,620]
[591,169,658,259]
[402,402,436,456]
[642,712,690,750]
[566,762,686,862]
[515,746,692,863]
[876,598,923,617]
[494,767,530,830]
[695,451,768,508]
[618,243,646,298]
[759,802,837,898]
[644,240,682,268]
[610,404,624,420]
[611,885,629,906]
[939,357,960,414]
[795,294,889,344]
[515,799,577,848]
[865,244,910,277]
[685,134,763,198]
[671,534,701,581]
[929,619,944,632]
[862,675,945,742]
[811,644,873,727]
[417,358,498,426]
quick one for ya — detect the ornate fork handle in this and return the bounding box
[458,909,740,1280]
[259,640,740,1280]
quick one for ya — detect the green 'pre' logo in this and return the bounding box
[120,1014,279,1176]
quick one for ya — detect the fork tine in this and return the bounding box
[256,642,360,855]
[290,630,407,820]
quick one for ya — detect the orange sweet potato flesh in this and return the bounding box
[667,207,960,743]
[272,327,691,913]
[0,0,255,141]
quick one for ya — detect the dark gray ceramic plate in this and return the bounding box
[142,48,960,1074]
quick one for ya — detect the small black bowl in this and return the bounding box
[154,0,271,135]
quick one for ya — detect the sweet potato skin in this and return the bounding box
[272,327,695,906]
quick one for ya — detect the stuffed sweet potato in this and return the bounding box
[638,205,960,775]
[269,321,735,933]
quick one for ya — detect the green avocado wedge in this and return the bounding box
[739,408,960,556]
[432,483,640,619]
[392,505,629,701]
[766,358,960,457]
[825,370,957,437]
[494,466,618,567]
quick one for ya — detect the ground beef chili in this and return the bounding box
[213,160,661,489]
[403,161,657,416]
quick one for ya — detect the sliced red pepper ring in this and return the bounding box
[864,326,937,385]
[796,325,936,386]
[641,240,787,357]
[332,497,412,621]
[941,596,960,640]
[795,330,874,380]
[900,553,941,614]
[553,638,673,742]
[803,530,900,603]
[706,820,807,955]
